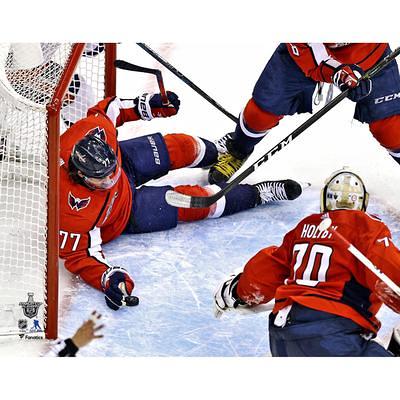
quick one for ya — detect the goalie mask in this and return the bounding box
[321,167,369,212]
[70,132,121,190]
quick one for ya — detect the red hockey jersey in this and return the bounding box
[286,43,388,83]
[237,210,400,333]
[59,97,140,290]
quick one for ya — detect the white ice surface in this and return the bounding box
[1,42,400,356]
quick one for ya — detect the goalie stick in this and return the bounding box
[114,59,169,105]
[165,46,400,209]
[136,42,238,123]
[317,218,400,295]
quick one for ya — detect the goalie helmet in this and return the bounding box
[70,131,120,190]
[320,167,369,212]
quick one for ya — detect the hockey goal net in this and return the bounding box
[0,43,116,339]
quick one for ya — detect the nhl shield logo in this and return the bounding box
[18,319,27,330]
[19,293,42,319]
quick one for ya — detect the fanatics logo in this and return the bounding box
[68,192,91,211]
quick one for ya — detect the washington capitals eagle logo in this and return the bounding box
[68,191,91,211]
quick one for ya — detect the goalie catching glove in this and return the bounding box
[101,267,137,311]
[137,91,180,120]
[332,63,372,102]
[214,271,248,318]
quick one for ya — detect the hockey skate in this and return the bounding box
[254,179,310,204]
[214,132,233,154]
[209,135,248,184]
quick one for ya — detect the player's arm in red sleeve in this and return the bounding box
[365,224,400,288]
[59,226,114,291]
[87,97,141,127]
[237,230,294,305]
[286,43,342,83]
[60,225,135,310]
[87,91,180,128]
[352,221,400,313]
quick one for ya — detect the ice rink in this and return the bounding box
[1,42,400,356]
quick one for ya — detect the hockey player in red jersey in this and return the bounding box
[60,91,306,311]
[209,43,400,184]
[214,168,400,356]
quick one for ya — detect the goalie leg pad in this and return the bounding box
[164,133,218,169]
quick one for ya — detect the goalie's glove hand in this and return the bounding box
[137,91,180,120]
[101,267,135,311]
[332,63,372,102]
[214,272,247,318]
[375,280,400,314]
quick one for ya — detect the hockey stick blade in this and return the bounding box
[166,46,400,209]
[114,59,159,75]
[165,190,194,208]
[114,59,169,105]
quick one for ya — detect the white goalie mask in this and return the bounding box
[320,167,369,212]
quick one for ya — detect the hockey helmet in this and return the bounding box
[320,167,369,212]
[70,131,120,190]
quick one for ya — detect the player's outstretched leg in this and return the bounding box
[125,179,307,234]
[176,179,306,222]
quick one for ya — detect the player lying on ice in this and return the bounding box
[214,168,400,356]
[209,43,400,184]
[60,91,306,311]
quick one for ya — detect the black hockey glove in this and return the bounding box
[101,267,138,311]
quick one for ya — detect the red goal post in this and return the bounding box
[0,43,117,340]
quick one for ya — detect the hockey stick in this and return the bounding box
[114,59,169,105]
[166,46,400,209]
[136,42,239,123]
[318,218,400,295]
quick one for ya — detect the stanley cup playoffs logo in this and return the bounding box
[19,293,42,319]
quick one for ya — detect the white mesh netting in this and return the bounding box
[0,43,109,337]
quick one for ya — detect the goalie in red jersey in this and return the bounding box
[60,91,306,311]
[214,167,400,356]
[209,43,400,184]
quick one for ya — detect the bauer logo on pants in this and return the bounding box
[19,293,42,319]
